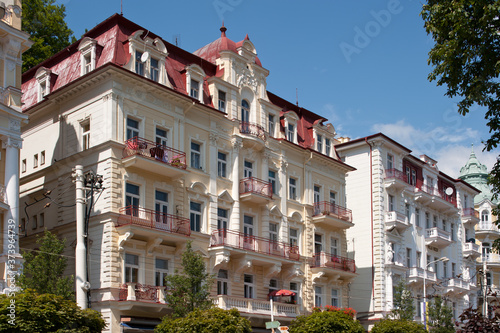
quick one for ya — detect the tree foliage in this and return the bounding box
[427,295,455,333]
[456,307,500,332]
[371,319,427,333]
[155,308,251,333]
[289,309,365,333]
[421,0,500,222]
[0,289,105,332]
[389,279,415,321]
[17,230,74,300]
[163,241,213,318]
[22,0,75,72]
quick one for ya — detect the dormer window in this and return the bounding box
[268,114,275,137]
[218,90,226,113]
[287,124,295,142]
[190,79,199,99]
[186,64,205,103]
[135,51,145,76]
[312,123,335,156]
[283,111,299,144]
[151,58,159,82]
[78,37,98,76]
[317,134,323,152]
[35,67,54,102]
[325,138,331,156]
[128,30,169,86]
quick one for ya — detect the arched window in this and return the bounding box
[482,210,490,222]
[241,100,250,123]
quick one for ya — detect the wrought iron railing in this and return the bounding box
[117,205,191,236]
[239,177,273,199]
[239,121,267,141]
[309,252,356,273]
[385,168,407,182]
[312,201,352,223]
[123,137,187,169]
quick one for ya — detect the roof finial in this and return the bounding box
[220,21,227,37]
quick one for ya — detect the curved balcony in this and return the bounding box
[312,202,353,229]
[384,168,407,192]
[238,121,267,150]
[384,211,409,233]
[483,253,500,268]
[425,227,452,248]
[239,177,273,204]
[215,295,300,318]
[122,137,188,178]
[476,222,500,238]
[461,208,480,227]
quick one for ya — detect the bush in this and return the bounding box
[155,308,251,333]
[290,309,365,333]
[371,318,427,333]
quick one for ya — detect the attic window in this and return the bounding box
[35,67,53,102]
[128,30,169,86]
[186,64,205,103]
[78,37,97,76]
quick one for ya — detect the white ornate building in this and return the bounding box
[336,133,481,329]
[19,15,356,332]
[0,0,31,292]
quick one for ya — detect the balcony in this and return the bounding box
[119,283,166,303]
[425,227,452,248]
[210,229,300,262]
[312,202,353,229]
[116,206,191,241]
[444,278,469,294]
[309,252,356,280]
[476,222,500,237]
[122,137,188,178]
[461,208,480,227]
[384,211,409,233]
[463,242,481,259]
[215,295,299,318]
[414,182,457,212]
[406,267,437,285]
[384,169,408,191]
[239,177,273,204]
[238,121,267,150]
[483,253,500,268]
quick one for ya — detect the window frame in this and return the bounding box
[217,151,227,178]
[189,200,202,232]
[289,177,297,201]
[218,90,226,113]
[155,257,169,287]
[126,117,140,141]
[124,253,140,283]
[217,269,229,295]
[190,141,203,170]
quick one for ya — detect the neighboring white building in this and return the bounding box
[336,133,480,328]
[20,15,356,332]
[0,0,31,292]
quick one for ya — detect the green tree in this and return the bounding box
[390,279,415,321]
[371,319,427,333]
[289,309,365,333]
[17,230,74,300]
[164,241,213,318]
[0,289,105,332]
[421,0,500,222]
[155,308,251,333]
[22,0,75,72]
[427,295,455,333]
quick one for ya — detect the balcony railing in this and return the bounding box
[426,227,451,241]
[239,177,273,199]
[117,205,191,237]
[309,252,356,273]
[239,121,267,141]
[123,137,187,169]
[215,295,299,317]
[119,283,166,303]
[484,253,500,264]
[385,168,407,182]
[444,278,468,290]
[313,202,352,223]
[478,223,500,233]
[415,181,457,207]
[463,242,480,253]
[407,267,436,281]
[210,229,299,261]
[462,208,479,219]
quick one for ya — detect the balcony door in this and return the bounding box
[244,215,254,249]
[313,185,321,215]
[314,234,323,266]
[155,190,169,226]
[244,160,253,178]
[241,100,250,123]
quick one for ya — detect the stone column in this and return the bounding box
[3,137,21,261]
[230,138,242,231]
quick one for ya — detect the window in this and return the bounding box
[125,253,139,283]
[244,160,253,178]
[406,166,410,183]
[313,185,321,205]
[269,170,277,194]
[289,228,298,248]
[426,212,430,229]
[451,223,455,241]
[416,251,422,268]
[156,127,168,147]
[217,269,229,295]
[314,286,323,307]
[33,154,38,168]
[22,159,26,173]
[217,208,228,231]
[83,54,92,74]
[411,170,416,186]
[39,80,47,99]
[331,289,340,307]
[387,154,394,170]
[406,248,412,267]
[126,117,139,140]
[82,121,90,150]
[452,263,456,277]
[314,234,323,253]
[464,194,468,208]
[241,100,250,123]
[244,274,254,298]
[330,191,336,205]
[330,237,338,256]
[287,124,295,142]
[388,195,394,211]
[190,79,199,99]
[244,215,254,238]
[39,213,44,228]
[415,208,420,227]
[218,152,227,178]
[150,58,159,82]
[433,215,437,228]
[487,272,492,286]
[218,90,226,113]
[269,279,278,299]
[155,258,168,286]
[155,190,168,220]
[79,37,97,75]
[325,138,331,156]
[442,219,447,231]
[443,261,448,278]
[465,228,470,241]
[482,210,489,222]
[405,204,410,221]
[125,183,140,214]
[268,114,275,137]
[317,134,323,153]
[427,255,431,270]
[290,282,299,304]
[135,51,145,76]
[191,142,202,169]
[190,201,202,232]
[40,151,45,165]
[289,177,297,200]
[269,223,278,244]
[32,215,37,229]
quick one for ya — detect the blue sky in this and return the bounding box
[58,0,498,177]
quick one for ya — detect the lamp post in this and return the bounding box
[423,256,449,330]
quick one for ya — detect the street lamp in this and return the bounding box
[423,256,449,330]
